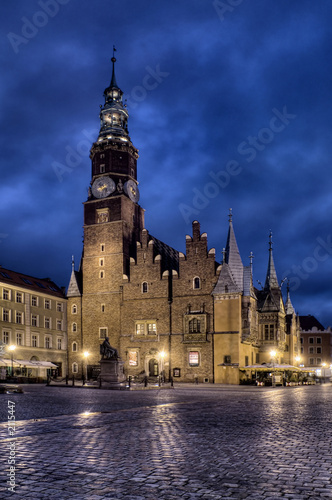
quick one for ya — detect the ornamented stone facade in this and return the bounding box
[67,57,300,384]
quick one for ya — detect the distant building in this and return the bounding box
[0,267,67,379]
[67,56,300,384]
[299,315,332,368]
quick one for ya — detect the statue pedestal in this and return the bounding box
[100,359,126,388]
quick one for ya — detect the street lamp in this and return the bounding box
[8,345,16,377]
[159,350,166,382]
[83,351,90,382]
[270,350,277,387]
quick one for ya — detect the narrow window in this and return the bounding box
[193,277,200,289]
[72,323,77,333]
[32,335,37,347]
[142,282,148,293]
[72,362,78,373]
[72,304,77,314]
[16,333,23,345]
[72,342,77,352]
[57,338,62,350]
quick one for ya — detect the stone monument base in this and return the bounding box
[100,359,126,388]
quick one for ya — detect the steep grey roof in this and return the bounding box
[256,288,283,312]
[67,269,82,297]
[212,262,242,294]
[225,220,243,291]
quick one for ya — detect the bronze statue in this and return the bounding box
[100,337,119,360]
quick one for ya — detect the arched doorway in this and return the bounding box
[148,358,159,377]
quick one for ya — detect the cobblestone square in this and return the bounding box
[1,384,332,499]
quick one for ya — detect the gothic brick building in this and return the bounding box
[67,56,300,384]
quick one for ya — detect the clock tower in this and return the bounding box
[70,53,145,366]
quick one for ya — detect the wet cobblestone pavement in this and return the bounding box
[1,384,332,499]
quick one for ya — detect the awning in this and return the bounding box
[0,358,58,369]
[239,364,301,371]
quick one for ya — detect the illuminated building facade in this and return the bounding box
[0,267,67,379]
[67,57,300,384]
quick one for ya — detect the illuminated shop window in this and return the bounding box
[129,351,138,366]
[189,351,199,367]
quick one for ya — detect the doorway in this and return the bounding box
[148,358,159,376]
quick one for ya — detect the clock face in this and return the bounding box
[124,180,140,203]
[91,176,116,199]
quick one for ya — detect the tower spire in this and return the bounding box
[285,280,295,314]
[224,210,243,290]
[264,231,279,289]
[110,45,119,88]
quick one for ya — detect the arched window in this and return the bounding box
[189,318,201,333]
[142,282,148,293]
[72,342,77,352]
[72,323,77,333]
[72,304,77,314]
[72,362,78,373]
[193,277,201,289]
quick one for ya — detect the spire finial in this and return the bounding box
[249,251,254,266]
[110,45,118,88]
[228,208,233,223]
[71,255,75,271]
[112,45,117,62]
[269,230,273,250]
[222,248,226,263]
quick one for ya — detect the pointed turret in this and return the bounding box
[67,256,82,297]
[264,232,279,290]
[285,281,295,315]
[224,209,243,291]
[213,210,243,294]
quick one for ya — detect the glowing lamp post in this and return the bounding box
[83,351,90,383]
[159,350,166,383]
[8,345,16,377]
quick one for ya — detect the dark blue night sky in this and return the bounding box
[1,0,332,326]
